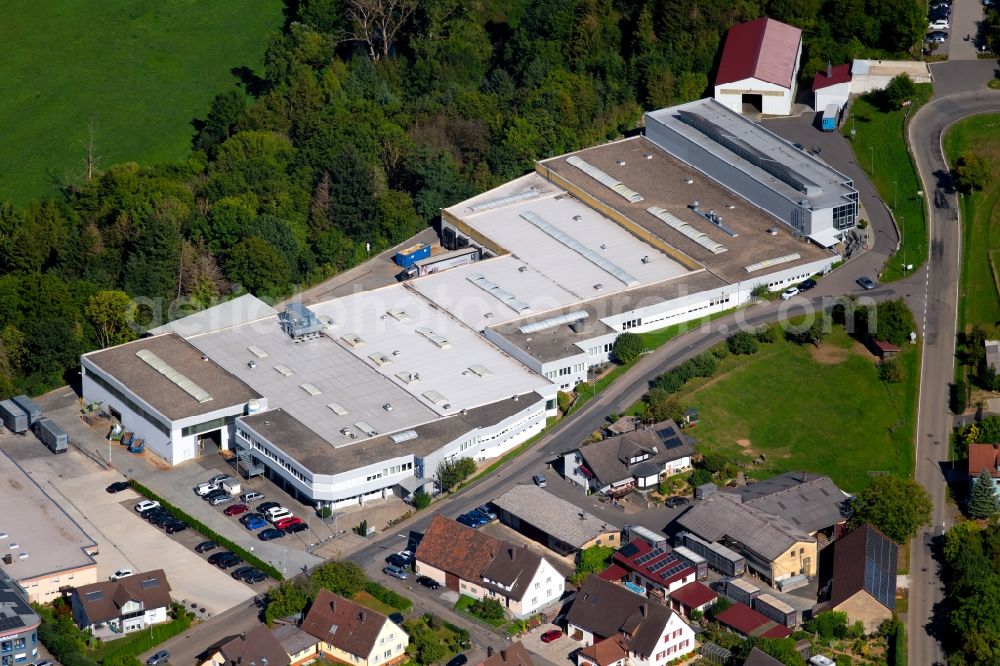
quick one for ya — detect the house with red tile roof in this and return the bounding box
[414,515,563,618]
[713,17,803,116]
[300,590,409,666]
[606,538,696,598]
[812,63,852,112]
[968,443,1000,498]
[667,582,717,618]
[714,603,792,639]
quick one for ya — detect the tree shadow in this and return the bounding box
[231,66,268,97]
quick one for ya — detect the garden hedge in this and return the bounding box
[364,581,412,611]
[128,480,283,580]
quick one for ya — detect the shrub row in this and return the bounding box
[99,607,192,662]
[364,581,413,611]
[128,480,283,581]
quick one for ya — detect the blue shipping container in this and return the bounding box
[394,243,431,268]
[821,104,838,131]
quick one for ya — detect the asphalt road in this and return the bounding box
[905,60,1000,666]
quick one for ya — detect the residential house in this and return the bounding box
[713,17,803,116]
[714,604,791,639]
[200,626,291,666]
[300,590,408,666]
[968,443,1000,498]
[674,493,817,585]
[563,421,693,496]
[71,570,171,636]
[415,515,563,618]
[476,642,534,666]
[829,524,897,633]
[812,63,852,112]
[604,538,696,599]
[744,646,787,666]
[491,485,620,558]
[667,582,717,618]
[567,576,696,666]
[733,472,851,539]
[0,570,41,666]
[272,624,321,666]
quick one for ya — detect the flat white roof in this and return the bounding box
[147,294,278,337]
[409,254,580,331]
[448,173,690,299]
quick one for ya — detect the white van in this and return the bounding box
[265,507,293,523]
[240,490,264,503]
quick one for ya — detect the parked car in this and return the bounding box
[856,276,877,290]
[231,565,255,580]
[209,494,234,506]
[165,521,188,534]
[207,551,233,565]
[389,612,405,625]
[244,516,269,530]
[208,474,231,485]
[540,630,563,644]
[474,505,497,521]
[106,481,129,494]
[416,576,441,590]
[243,570,268,584]
[780,286,799,300]
[145,509,171,523]
[194,482,219,496]
[532,474,546,487]
[147,650,170,666]
[217,554,243,569]
[284,521,309,534]
[446,655,467,666]
[110,568,133,581]
[151,513,175,527]
[240,512,265,525]
[240,491,264,503]
[256,501,280,512]
[929,7,950,20]
[204,489,228,502]
[258,528,286,541]
[386,553,409,568]
[35,660,52,666]
[396,550,415,563]
[928,19,950,30]
[134,500,159,513]
[274,516,302,530]
[264,507,293,523]
[456,514,479,528]
[665,496,690,509]
[926,31,948,43]
[195,540,219,553]
[798,278,817,291]
[224,504,249,517]
[383,565,408,580]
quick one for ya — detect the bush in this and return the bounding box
[688,352,719,377]
[879,358,904,383]
[806,611,849,639]
[711,344,730,360]
[264,581,309,624]
[727,330,759,355]
[365,581,413,611]
[612,332,643,364]
[413,491,432,509]
[755,325,778,344]
[951,380,968,414]
[319,506,333,519]
[557,390,573,413]
[437,457,477,491]
[468,598,506,621]
[689,467,712,486]
[652,370,684,394]
[701,453,728,473]
[128,480,282,580]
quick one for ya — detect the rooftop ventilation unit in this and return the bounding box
[519,310,589,334]
[369,352,392,367]
[339,426,356,439]
[341,333,365,348]
[274,364,294,377]
[467,273,531,314]
[422,390,449,407]
[468,365,493,378]
[383,403,393,412]
[247,345,268,359]
[386,308,410,321]
[299,383,322,396]
[355,421,378,437]
[689,202,738,238]
[279,302,323,341]
[469,188,540,212]
[415,327,450,349]
[520,211,639,286]
[744,253,801,273]
[565,155,643,203]
[396,372,420,384]
[327,402,348,416]
[390,430,418,444]
[646,207,727,255]
[136,349,214,403]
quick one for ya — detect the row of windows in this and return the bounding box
[85,368,170,436]
[621,318,642,330]
[528,585,559,606]
[545,363,585,380]
[181,415,234,438]
[367,462,414,482]
[237,430,308,483]
[654,640,689,661]
[833,201,857,230]
[764,272,812,289]
[588,342,614,357]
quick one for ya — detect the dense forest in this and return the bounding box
[942,521,1000,664]
[0,0,927,398]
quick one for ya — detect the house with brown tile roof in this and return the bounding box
[70,570,172,636]
[567,576,695,666]
[415,515,563,618]
[476,642,535,666]
[968,443,1000,498]
[300,590,408,666]
[200,625,291,666]
[830,524,897,633]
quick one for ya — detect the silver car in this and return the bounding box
[147,651,170,666]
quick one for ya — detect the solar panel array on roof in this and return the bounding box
[565,155,644,203]
[674,110,816,194]
[635,546,665,565]
[467,273,532,314]
[619,542,640,558]
[519,211,639,286]
[646,207,727,254]
[663,435,683,449]
[866,532,896,609]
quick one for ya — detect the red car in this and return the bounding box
[223,504,249,517]
[274,516,302,530]
[540,630,562,644]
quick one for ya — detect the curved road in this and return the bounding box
[906,59,1000,665]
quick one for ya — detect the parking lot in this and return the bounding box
[0,430,254,616]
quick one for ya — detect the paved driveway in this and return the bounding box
[519,624,578,666]
[949,0,986,60]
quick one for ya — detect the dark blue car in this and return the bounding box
[456,514,479,528]
[245,516,268,530]
[258,528,286,541]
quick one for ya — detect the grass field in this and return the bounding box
[0,0,283,204]
[844,84,933,283]
[673,326,918,491]
[942,113,1000,332]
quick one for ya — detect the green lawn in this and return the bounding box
[942,113,1000,332]
[843,84,933,282]
[454,595,507,628]
[0,0,283,204]
[353,590,399,616]
[674,326,918,491]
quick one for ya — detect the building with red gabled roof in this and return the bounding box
[715,603,792,639]
[812,63,852,112]
[667,581,718,618]
[713,17,803,116]
[609,538,696,598]
[968,443,1000,499]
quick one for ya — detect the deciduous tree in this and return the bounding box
[849,475,932,543]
